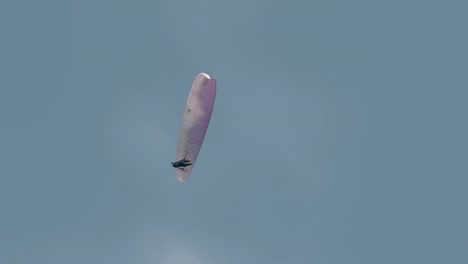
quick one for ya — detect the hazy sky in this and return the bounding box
[1,0,467,263]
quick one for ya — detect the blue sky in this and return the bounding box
[1,0,467,263]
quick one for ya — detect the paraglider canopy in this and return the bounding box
[173,73,217,183]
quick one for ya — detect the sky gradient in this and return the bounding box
[1,0,467,263]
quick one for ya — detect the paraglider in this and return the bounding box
[171,157,192,168]
[172,73,217,183]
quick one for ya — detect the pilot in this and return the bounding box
[171,157,193,168]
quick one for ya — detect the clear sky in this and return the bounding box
[1,0,467,263]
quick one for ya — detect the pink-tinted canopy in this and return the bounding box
[175,73,217,183]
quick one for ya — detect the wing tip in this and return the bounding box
[200,72,217,83]
[200,72,216,91]
[200,72,211,79]
[176,175,188,183]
